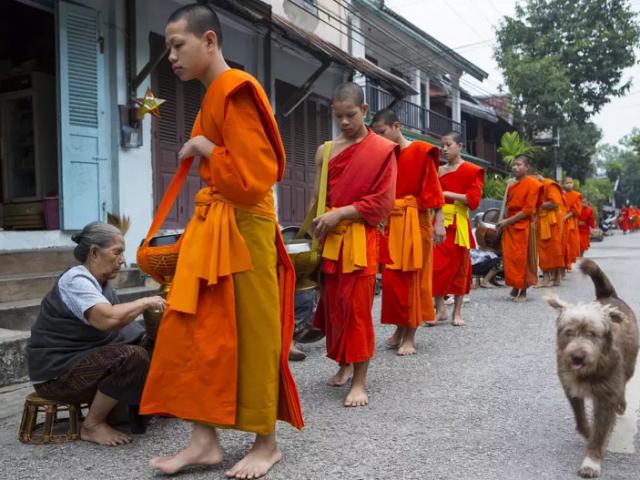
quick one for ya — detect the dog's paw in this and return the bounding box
[578,457,601,478]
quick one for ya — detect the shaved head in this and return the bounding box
[167,4,223,46]
[333,82,365,106]
[372,108,399,126]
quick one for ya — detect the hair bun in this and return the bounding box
[71,233,82,244]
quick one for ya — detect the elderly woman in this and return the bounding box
[27,222,165,446]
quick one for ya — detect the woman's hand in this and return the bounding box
[178,135,215,161]
[144,296,166,312]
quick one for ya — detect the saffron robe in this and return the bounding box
[381,141,444,328]
[312,130,397,365]
[618,207,631,233]
[432,161,484,296]
[537,178,566,272]
[563,190,582,268]
[578,205,596,254]
[140,69,303,434]
[502,176,542,290]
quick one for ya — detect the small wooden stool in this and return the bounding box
[19,393,85,444]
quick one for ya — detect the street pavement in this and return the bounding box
[1,232,639,480]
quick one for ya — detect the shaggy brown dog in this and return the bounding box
[546,259,638,478]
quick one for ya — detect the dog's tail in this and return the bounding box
[580,259,618,300]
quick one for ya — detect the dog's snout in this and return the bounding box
[571,353,585,362]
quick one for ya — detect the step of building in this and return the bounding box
[0,267,145,303]
[0,248,77,276]
[0,285,158,331]
[0,329,31,387]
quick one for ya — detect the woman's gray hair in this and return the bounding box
[71,222,122,263]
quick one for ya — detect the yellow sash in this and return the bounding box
[322,215,368,274]
[387,196,422,271]
[442,201,471,249]
[538,209,557,240]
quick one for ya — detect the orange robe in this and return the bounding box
[578,205,595,254]
[563,190,582,268]
[502,176,542,289]
[312,130,397,365]
[537,179,566,272]
[381,141,444,328]
[619,207,631,233]
[140,70,303,434]
[432,161,484,296]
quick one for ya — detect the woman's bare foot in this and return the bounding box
[344,384,369,407]
[150,424,223,474]
[326,364,353,386]
[81,422,131,446]
[225,434,281,479]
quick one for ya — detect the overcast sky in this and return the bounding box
[384,0,640,146]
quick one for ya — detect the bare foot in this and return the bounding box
[512,295,527,303]
[225,437,281,479]
[344,384,369,407]
[509,288,519,297]
[80,422,131,446]
[534,281,553,288]
[327,364,353,386]
[397,338,416,356]
[384,328,403,349]
[436,310,448,322]
[150,427,224,474]
[452,315,465,327]
[480,280,496,288]
[552,280,561,287]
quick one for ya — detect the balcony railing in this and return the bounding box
[365,83,467,145]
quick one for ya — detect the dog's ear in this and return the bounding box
[544,294,568,312]
[606,307,626,324]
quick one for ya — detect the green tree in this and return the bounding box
[495,0,640,126]
[483,173,508,200]
[581,177,613,217]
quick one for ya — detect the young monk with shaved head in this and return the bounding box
[563,177,583,271]
[312,82,397,407]
[497,155,542,302]
[371,109,445,355]
[139,4,302,478]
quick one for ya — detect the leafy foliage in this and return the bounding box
[497,131,539,165]
[495,0,640,127]
[581,177,613,217]
[598,132,640,206]
[483,173,508,200]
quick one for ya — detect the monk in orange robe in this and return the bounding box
[533,174,566,287]
[578,197,596,256]
[139,6,302,478]
[371,108,445,356]
[497,156,542,302]
[433,132,484,326]
[618,207,631,234]
[311,83,397,407]
[563,177,583,270]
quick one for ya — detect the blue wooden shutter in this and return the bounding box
[57,1,107,229]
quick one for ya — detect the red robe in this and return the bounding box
[313,130,397,364]
[578,205,595,254]
[381,141,444,328]
[563,191,582,268]
[502,176,543,289]
[432,161,484,296]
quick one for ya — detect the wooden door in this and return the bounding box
[150,34,204,229]
[276,81,332,226]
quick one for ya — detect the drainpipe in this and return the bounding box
[125,0,136,101]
